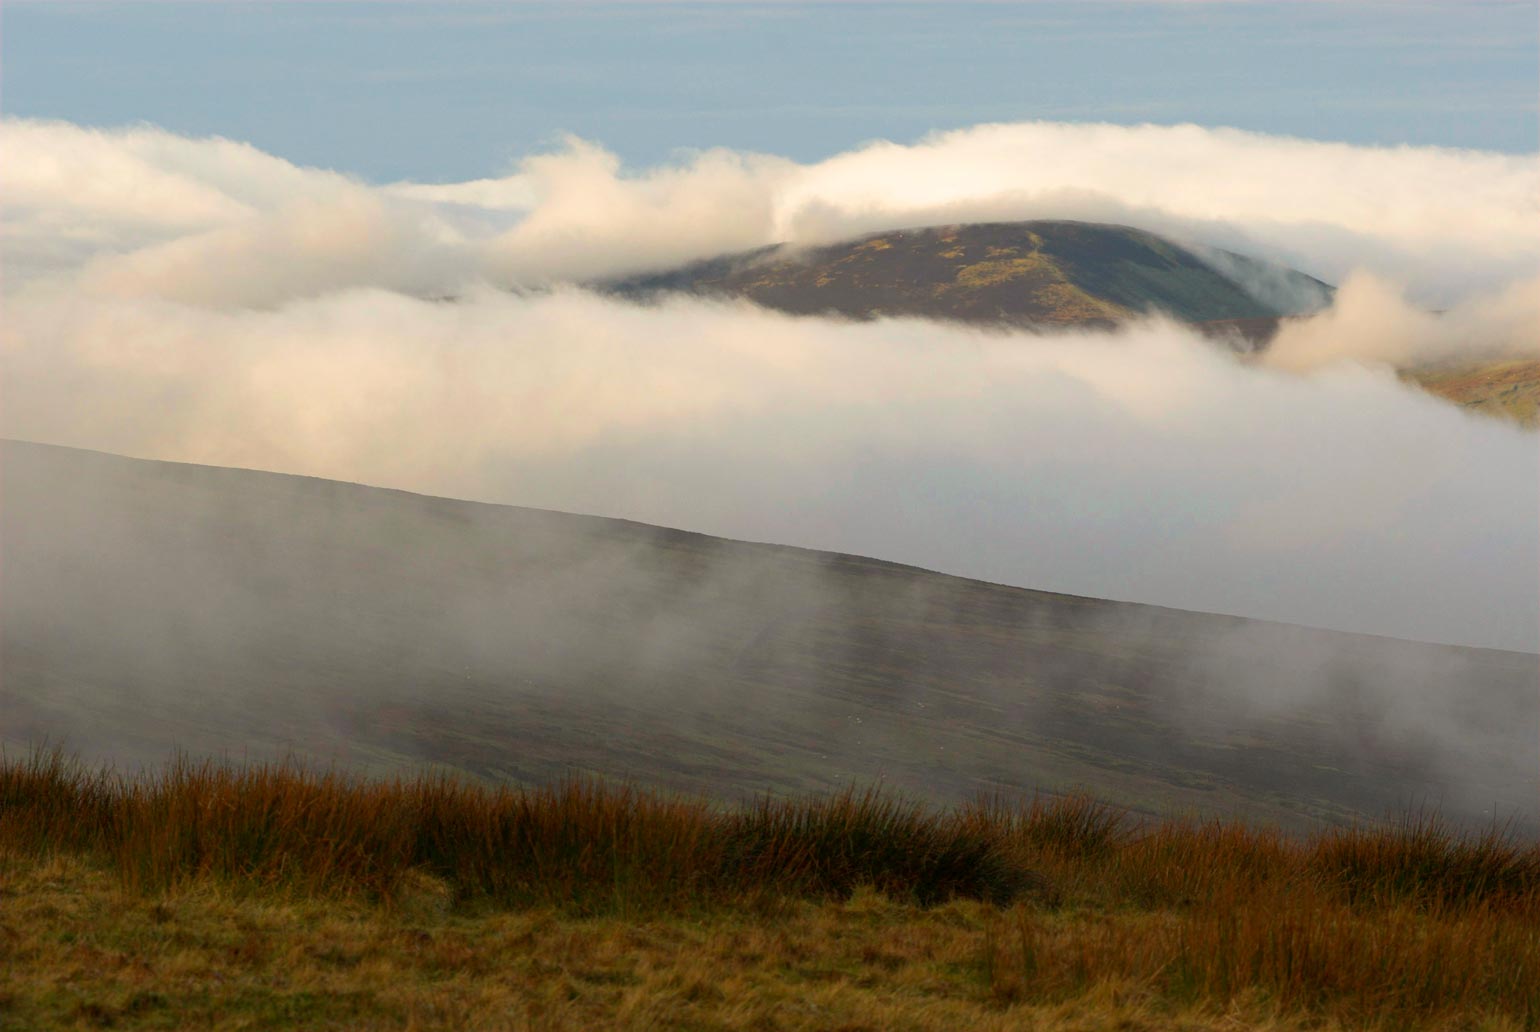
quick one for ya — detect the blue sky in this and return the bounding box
[3,2,1535,182]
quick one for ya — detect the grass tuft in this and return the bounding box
[1310,811,1540,909]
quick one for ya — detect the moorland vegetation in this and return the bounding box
[3,749,1538,1030]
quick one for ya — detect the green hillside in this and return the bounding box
[606,220,1333,331]
[3,440,1533,834]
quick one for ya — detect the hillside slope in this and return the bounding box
[3,440,1534,832]
[1402,358,1540,427]
[606,220,1333,334]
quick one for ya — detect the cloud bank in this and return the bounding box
[2,117,1536,652]
[1264,272,1540,372]
[6,117,1536,304]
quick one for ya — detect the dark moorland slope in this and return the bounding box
[2,440,1535,832]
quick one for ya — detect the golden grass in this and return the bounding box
[0,851,1367,1031]
[3,749,1537,1030]
[947,255,1129,322]
[952,255,1054,289]
[1402,358,1540,427]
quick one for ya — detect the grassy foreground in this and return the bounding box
[2,751,1538,1030]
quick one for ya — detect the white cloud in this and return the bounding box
[0,119,362,283]
[479,137,794,285]
[5,117,1535,305]
[77,193,476,308]
[1265,272,1540,371]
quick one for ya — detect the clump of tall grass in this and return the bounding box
[975,807,1540,1028]
[0,746,119,854]
[1108,819,1293,909]
[0,751,1042,911]
[406,775,721,910]
[1311,811,1540,910]
[2,748,1536,919]
[110,755,420,899]
[961,790,1126,861]
[983,888,1540,1027]
[722,788,1017,905]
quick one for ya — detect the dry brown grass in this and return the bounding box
[2,748,1537,1030]
[0,748,1029,910]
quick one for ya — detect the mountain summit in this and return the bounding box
[607,220,1333,336]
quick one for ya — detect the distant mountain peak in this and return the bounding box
[604,220,1334,340]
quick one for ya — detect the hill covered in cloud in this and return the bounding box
[602,219,1535,424]
[1,117,1536,652]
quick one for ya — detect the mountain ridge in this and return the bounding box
[604,219,1334,338]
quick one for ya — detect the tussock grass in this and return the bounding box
[984,893,1540,1028]
[4,748,1538,1030]
[974,810,1540,1029]
[0,748,1051,911]
[1310,812,1540,909]
[962,790,1126,858]
[723,788,1018,905]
